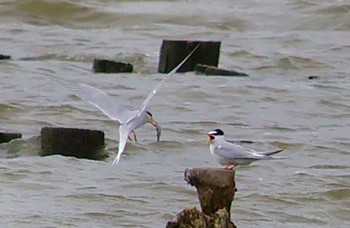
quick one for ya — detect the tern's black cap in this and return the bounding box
[209,129,224,136]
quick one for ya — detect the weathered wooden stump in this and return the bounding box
[40,127,106,160]
[0,131,22,144]
[167,168,236,228]
[195,64,249,77]
[185,168,236,217]
[93,59,133,73]
[0,54,11,60]
[158,40,221,73]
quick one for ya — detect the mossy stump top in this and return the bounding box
[166,207,236,228]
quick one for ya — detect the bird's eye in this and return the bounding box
[209,135,215,140]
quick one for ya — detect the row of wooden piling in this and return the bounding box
[94,40,248,76]
[2,40,249,77]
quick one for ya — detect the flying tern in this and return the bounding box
[48,45,199,165]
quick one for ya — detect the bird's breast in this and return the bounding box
[210,144,229,165]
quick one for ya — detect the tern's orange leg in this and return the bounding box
[133,131,137,142]
[127,132,137,142]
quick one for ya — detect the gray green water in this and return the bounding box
[1,0,350,227]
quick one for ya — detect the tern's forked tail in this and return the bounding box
[261,149,284,156]
[111,125,130,166]
[111,154,120,166]
[111,142,126,166]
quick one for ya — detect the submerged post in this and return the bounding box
[167,168,236,228]
[0,131,22,144]
[40,127,106,160]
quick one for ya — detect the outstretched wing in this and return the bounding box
[48,76,133,124]
[111,124,130,165]
[130,45,200,123]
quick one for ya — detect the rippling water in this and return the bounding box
[1,0,350,227]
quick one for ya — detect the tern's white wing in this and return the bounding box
[111,124,130,165]
[48,76,133,123]
[131,45,200,122]
[215,141,265,160]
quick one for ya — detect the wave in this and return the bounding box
[0,0,119,28]
[317,4,350,15]
[294,4,350,31]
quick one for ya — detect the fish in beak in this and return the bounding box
[149,118,161,142]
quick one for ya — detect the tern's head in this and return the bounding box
[207,129,225,144]
[145,111,157,127]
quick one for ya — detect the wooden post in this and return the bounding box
[93,59,133,73]
[158,40,221,73]
[195,64,249,77]
[166,168,236,228]
[185,168,236,217]
[0,54,11,60]
[0,131,22,144]
[40,127,106,160]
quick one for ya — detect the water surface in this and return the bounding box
[1,0,350,227]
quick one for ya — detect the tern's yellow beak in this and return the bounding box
[149,118,158,127]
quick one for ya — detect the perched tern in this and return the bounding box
[207,129,284,170]
[47,45,199,165]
